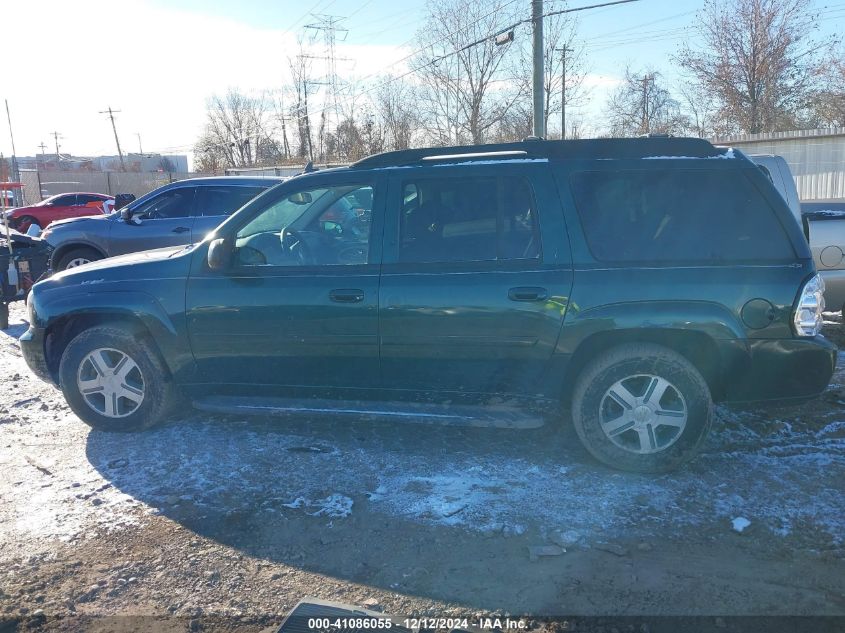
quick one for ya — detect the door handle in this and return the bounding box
[329,289,365,303]
[172,226,190,233]
[508,287,548,302]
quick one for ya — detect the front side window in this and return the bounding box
[398,175,540,264]
[234,183,374,267]
[570,169,794,263]
[196,186,267,217]
[51,194,77,207]
[131,187,195,219]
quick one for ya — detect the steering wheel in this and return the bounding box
[280,227,313,265]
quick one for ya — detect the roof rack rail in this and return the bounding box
[350,137,725,170]
[351,141,550,170]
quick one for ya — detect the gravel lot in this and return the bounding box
[1,301,844,631]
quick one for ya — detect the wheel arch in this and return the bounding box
[50,242,107,269]
[561,328,726,404]
[41,289,184,384]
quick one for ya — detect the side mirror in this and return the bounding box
[120,208,132,222]
[207,238,232,271]
[321,220,342,235]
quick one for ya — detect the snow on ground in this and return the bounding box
[2,301,844,559]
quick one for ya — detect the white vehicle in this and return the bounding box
[750,154,845,314]
[749,155,802,228]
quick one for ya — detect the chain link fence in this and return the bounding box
[17,169,216,205]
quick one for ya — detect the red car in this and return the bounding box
[3,192,114,233]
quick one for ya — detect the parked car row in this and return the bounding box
[21,138,835,474]
[2,192,114,233]
[41,177,282,270]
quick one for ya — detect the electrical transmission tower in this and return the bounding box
[303,14,350,160]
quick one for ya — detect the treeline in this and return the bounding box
[194,0,845,171]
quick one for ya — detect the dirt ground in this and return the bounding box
[1,301,844,632]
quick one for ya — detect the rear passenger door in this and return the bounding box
[379,163,573,396]
[191,185,268,243]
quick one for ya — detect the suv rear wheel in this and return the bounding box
[59,325,175,431]
[55,247,103,271]
[571,343,713,473]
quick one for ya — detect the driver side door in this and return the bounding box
[106,186,196,256]
[185,175,384,390]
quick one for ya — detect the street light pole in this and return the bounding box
[531,0,544,138]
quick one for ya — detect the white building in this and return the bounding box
[713,128,845,201]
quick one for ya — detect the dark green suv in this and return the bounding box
[20,138,836,472]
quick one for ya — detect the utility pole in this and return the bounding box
[99,107,126,171]
[38,142,48,155]
[50,131,61,156]
[136,133,143,156]
[4,100,21,206]
[555,46,573,139]
[531,0,544,138]
[640,74,654,135]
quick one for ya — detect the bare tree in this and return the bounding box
[810,51,845,126]
[375,76,421,151]
[677,81,719,138]
[289,47,316,161]
[412,0,521,145]
[193,89,269,170]
[677,0,830,134]
[194,89,268,169]
[605,68,690,137]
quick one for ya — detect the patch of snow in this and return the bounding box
[643,148,735,160]
[732,517,751,533]
[282,494,353,518]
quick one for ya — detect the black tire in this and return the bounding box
[571,343,713,473]
[59,325,176,431]
[55,247,103,271]
[0,303,8,330]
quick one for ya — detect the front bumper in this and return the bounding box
[720,336,838,403]
[20,325,54,384]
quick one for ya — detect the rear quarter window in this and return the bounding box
[570,169,794,263]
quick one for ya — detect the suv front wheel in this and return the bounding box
[59,325,175,431]
[571,343,713,473]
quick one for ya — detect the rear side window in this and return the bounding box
[570,169,793,263]
[398,175,540,263]
[196,186,266,217]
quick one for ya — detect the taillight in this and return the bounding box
[793,274,825,337]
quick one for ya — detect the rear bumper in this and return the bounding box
[20,325,54,384]
[720,336,837,403]
[820,269,845,312]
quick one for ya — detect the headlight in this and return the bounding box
[793,273,825,336]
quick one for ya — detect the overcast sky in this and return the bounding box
[1,0,842,168]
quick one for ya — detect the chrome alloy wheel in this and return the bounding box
[76,348,145,418]
[65,257,91,268]
[599,374,687,454]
